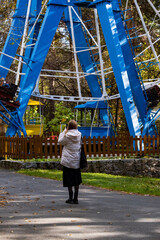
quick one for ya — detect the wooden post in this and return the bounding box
[49,136,52,159]
[88,136,92,157]
[130,136,133,156]
[157,135,159,156]
[83,136,87,155]
[29,137,33,159]
[102,136,106,157]
[24,137,27,160]
[148,135,151,156]
[98,136,101,157]
[111,136,115,157]
[126,135,129,157]
[44,136,48,159]
[54,137,58,158]
[152,135,155,156]
[116,136,120,157]
[139,136,142,156]
[135,136,138,156]
[144,135,147,156]
[107,136,110,157]
[93,136,96,157]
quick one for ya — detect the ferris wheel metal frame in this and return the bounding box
[0,0,159,137]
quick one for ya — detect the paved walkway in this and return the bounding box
[0,169,160,240]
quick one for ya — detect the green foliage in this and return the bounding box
[44,102,74,134]
[24,106,41,124]
[18,169,160,196]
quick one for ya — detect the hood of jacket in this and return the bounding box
[65,129,81,142]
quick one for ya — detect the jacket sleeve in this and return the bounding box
[58,130,67,145]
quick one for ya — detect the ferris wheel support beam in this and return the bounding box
[20,0,42,91]
[146,0,160,18]
[0,0,28,79]
[133,0,160,70]
[15,0,32,85]
[6,0,67,137]
[68,2,81,98]
[26,0,48,44]
[63,5,103,98]
[64,2,111,127]
[95,0,142,137]
[94,6,108,98]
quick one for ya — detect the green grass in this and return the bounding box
[18,169,160,196]
[9,158,60,162]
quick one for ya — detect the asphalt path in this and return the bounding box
[0,169,159,240]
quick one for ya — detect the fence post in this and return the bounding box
[126,135,130,157]
[29,137,33,159]
[148,135,151,156]
[152,135,155,156]
[139,136,143,156]
[102,136,105,157]
[54,137,58,158]
[49,136,53,159]
[44,136,48,159]
[39,136,43,159]
[144,135,147,156]
[135,136,138,156]
[107,136,110,157]
[87,136,91,157]
[83,136,87,156]
[116,136,120,157]
[157,135,159,156]
[98,136,101,157]
[24,137,27,160]
[111,136,115,157]
[93,136,96,157]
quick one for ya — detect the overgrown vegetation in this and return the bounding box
[18,169,160,196]
[44,102,74,134]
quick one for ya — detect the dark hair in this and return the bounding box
[67,120,78,130]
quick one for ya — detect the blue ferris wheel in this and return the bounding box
[0,0,159,137]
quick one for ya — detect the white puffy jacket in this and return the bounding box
[58,129,81,169]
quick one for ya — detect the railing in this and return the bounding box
[0,135,159,160]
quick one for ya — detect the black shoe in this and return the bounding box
[73,199,79,204]
[66,199,73,204]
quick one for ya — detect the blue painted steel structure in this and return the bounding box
[0,0,157,138]
[0,0,28,78]
[63,3,111,127]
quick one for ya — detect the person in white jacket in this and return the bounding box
[58,120,82,204]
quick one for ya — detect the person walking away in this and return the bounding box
[58,120,82,204]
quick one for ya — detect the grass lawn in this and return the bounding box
[18,169,160,196]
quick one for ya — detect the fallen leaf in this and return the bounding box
[34,198,40,201]
[71,220,77,223]
[33,213,38,215]
[108,222,113,225]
